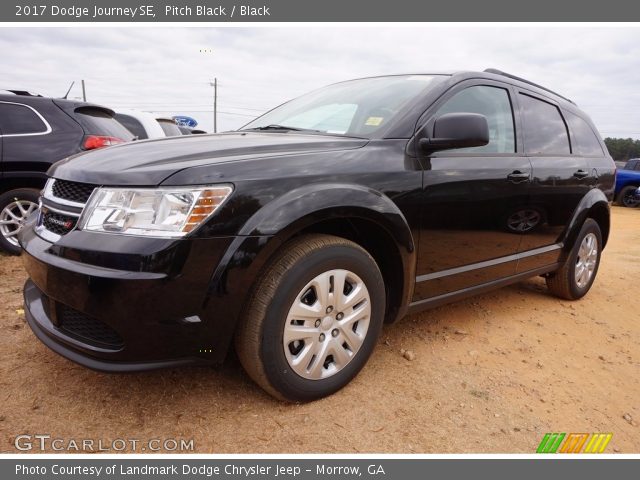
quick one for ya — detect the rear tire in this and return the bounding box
[0,189,40,255]
[235,234,385,402]
[616,185,639,208]
[546,218,602,300]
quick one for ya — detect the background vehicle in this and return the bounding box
[0,90,135,254]
[156,117,182,137]
[114,109,166,140]
[20,70,615,401]
[178,126,207,135]
[615,158,640,207]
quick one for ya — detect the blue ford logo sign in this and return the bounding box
[173,116,198,128]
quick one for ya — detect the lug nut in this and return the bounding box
[319,333,326,342]
[336,312,344,320]
[326,306,334,314]
[315,319,321,328]
[332,329,339,337]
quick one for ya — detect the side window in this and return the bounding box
[114,114,147,139]
[0,102,48,135]
[519,94,570,155]
[434,85,515,153]
[565,111,604,156]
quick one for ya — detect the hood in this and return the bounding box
[49,132,368,186]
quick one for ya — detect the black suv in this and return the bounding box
[19,70,615,401]
[0,90,134,253]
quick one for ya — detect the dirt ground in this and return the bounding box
[0,207,638,454]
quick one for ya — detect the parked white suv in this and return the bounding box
[114,109,166,140]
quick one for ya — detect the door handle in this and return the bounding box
[573,169,589,179]
[507,171,530,184]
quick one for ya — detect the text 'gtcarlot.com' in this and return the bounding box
[14,434,194,452]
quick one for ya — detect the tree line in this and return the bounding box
[604,138,640,161]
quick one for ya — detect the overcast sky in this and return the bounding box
[0,26,639,137]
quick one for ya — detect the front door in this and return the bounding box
[413,83,531,302]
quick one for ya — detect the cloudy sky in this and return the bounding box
[0,26,639,137]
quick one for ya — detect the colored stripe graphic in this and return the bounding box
[536,433,566,453]
[537,433,613,453]
[560,433,589,453]
[584,433,612,453]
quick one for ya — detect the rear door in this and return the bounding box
[413,81,531,302]
[515,91,591,271]
[0,100,55,181]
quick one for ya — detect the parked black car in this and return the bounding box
[19,70,615,401]
[0,90,134,253]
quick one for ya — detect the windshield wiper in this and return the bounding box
[243,124,322,133]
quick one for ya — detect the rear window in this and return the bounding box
[114,113,147,139]
[565,111,604,156]
[0,102,48,135]
[519,93,570,155]
[157,119,182,137]
[73,107,135,140]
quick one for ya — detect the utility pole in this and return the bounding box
[81,79,86,101]
[213,78,217,133]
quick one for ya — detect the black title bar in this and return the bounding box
[4,0,640,22]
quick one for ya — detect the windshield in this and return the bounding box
[241,75,446,137]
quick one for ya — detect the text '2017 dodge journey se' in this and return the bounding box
[19,70,615,401]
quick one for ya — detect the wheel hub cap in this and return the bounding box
[283,269,371,380]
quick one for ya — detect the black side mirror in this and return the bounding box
[420,112,489,152]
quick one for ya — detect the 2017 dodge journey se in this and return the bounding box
[19,70,615,401]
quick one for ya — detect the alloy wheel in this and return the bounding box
[0,200,38,247]
[575,232,598,289]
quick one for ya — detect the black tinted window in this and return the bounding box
[519,94,570,155]
[73,107,134,140]
[565,111,603,156]
[0,102,48,135]
[158,120,182,137]
[436,86,515,153]
[114,113,147,139]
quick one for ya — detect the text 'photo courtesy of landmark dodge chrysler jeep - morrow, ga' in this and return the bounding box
[19,70,615,401]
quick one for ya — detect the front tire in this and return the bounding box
[546,218,602,300]
[235,234,385,402]
[0,189,40,255]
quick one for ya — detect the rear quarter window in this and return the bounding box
[73,107,135,140]
[0,102,49,135]
[519,93,570,155]
[565,111,604,156]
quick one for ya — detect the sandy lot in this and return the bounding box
[0,207,638,454]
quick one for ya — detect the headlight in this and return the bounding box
[78,185,233,237]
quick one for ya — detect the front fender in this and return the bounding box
[198,184,417,360]
[238,183,414,250]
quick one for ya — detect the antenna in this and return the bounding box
[62,81,75,99]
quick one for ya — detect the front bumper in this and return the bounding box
[20,224,235,371]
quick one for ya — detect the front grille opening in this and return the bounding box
[42,211,77,236]
[57,304,124,350]
[52,179,96,204]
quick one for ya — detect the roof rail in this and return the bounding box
[0,89,42,97]
[483,68,575,105]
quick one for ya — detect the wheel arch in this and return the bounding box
[203,183,417,360]
[563,189,611,251]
